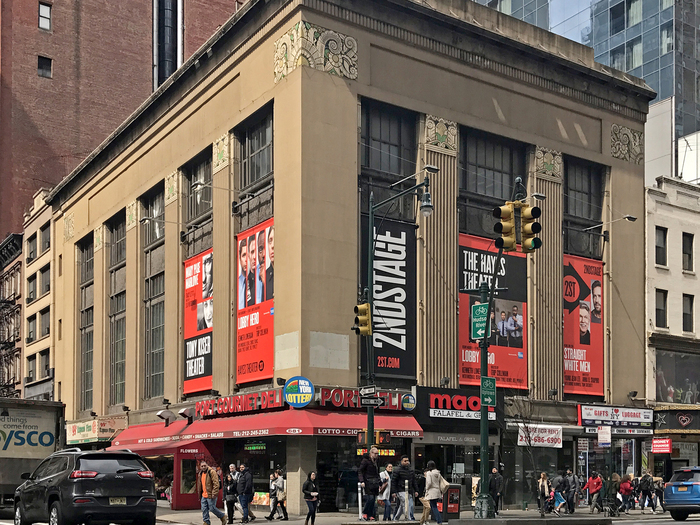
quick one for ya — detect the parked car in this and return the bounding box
[14,448,156,525]
[664,467,700,521]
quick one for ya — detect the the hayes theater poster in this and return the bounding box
[236,218,275,384]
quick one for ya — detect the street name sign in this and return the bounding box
[481,376,496,407]
[471,303,491,340]
[360,397,386,408]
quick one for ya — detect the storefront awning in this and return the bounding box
[110,408,422,448]
[111,438,201,456]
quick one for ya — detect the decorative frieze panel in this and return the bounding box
[534,147,563,178]
[274,21,358,83]
[126,201,138,231]
[165,171,179,206]
[63,213,75,242]
[611,124,643,165]
[213,134,230,173]
[425,115,458,155]
[94,224,105,252]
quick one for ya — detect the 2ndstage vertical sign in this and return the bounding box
[184,248,214,394]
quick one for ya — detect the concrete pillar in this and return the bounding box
[285,436,317,515]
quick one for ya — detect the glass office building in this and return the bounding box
[478,0,700,138]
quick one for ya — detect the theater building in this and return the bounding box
[47,0,652,513]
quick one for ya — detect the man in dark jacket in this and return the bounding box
[391,456,419,520]
[237,463,255,523]
[565,468,579,514]
[359,447,381,520]
[488,467,504,516]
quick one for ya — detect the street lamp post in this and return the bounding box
[363,165,438,442]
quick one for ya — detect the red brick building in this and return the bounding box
[0,0,243,237]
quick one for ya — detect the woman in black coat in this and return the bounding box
[302,471,319,525]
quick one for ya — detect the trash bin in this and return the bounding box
[437,484,461,522]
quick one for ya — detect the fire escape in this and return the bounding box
[0,292,19,398]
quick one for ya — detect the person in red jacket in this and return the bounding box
[619,474,633,515]
[581,472,603,514]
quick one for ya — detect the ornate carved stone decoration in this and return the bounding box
[274,21,358,83]
[425,115,458,153]
[534,146,563,178]
[165,171,179,206]
[213,134,230,173]
[63,213,75,242]
[126,201,138,231]
[94,224,105,252]
[611,123,643,164]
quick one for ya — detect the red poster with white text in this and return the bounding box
[184,249,213,394]
[563,255,604,395]
[459,235,528,389]
[236,218,274,383]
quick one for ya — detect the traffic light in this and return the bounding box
[493,201,516,252]
[353,303,372,336]
[376,431,391,444]
[357,431,367,445]
[520,203,542,252]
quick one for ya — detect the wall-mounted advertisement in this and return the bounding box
[360,217,417,379]
[236,218,274,384]
[458,234,528,389]
[184,248,214,394]
[563,255,604,396]
[656,350,700,404]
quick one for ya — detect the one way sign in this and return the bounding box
[360,397,386,408]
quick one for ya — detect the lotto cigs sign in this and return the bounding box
[360,217,417,379]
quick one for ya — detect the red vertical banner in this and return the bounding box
[184,248,214,394]
[458,235,528,389]
[563,255,604,395]
[236,218,274,383]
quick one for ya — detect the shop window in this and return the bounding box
[656,226,667,266]
[684,294,694,332]
[657,351,700,403]
[656,288,668,328]
[181,459,197,494]
[683,232,694,271]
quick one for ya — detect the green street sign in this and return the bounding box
[481,376,496,407]
[471,303,491,340]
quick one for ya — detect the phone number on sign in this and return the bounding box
[522,436,562,445]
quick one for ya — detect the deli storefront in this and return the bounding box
[108,384,422,512]
[410,386,503,508]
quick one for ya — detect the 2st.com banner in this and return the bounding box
[236,218,274,384]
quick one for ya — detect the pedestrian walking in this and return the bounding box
[391,455,419,520]
[237,463,255,523]
[418,469,431,525]
[198,460,227,525]
[653,475,665,513]
[223,467,238,524]
[581,471,603,513]
[608,473,621,515]
[378,464,393,521]
[303,471,320,525]
[536,473,552,516]
[488,467,504,516]
[565,468,579,514]
[552,471,568,516]
[359,447,381,520]
[639,470,656,513]
[424,461,443,525]
[619,474,633,515]
[266,470,288,521]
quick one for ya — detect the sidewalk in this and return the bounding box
[156,502,669,525]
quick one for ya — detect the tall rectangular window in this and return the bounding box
[660,22,673,55]
[157,0,178,86]
[626,36,642,70]
[683,232,694,271]
[626,0,642,27]
[27,356,36,383]
[27,315,36,343]
[39,350,50,379]
[39,3,51,30]
[40,308,50,337]
[40,223,50,252]
[361,100,416,178]
[565,161,603,221]
[656,226,668,266]
[239,110,273,190]
[656,289,668,328]
[40,265,50,295]
[185,153,212,224]
[143,189,165,399]
[27,235,37,261]
[79,238,94,411]
[610,2,625,35]
[684,294,694,332]
[108,214,126,406]
[27,275,37,302]
[38,56,52,78]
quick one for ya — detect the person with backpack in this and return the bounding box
[639,470,656,513]
[223,466,238,524]
[424,461,443,524]
[553,470,569,516]
[581,471,603,513]
[198,460,227,525]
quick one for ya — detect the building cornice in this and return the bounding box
[649,332,700,353]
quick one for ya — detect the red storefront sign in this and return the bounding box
[652,438,672,454]
[195,388,284,418]
[318,387,403,411]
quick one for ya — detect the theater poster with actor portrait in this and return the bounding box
[459,234,528,389]
[184,248,213,394]
[236,218,274,383]
[563,255,604,395]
